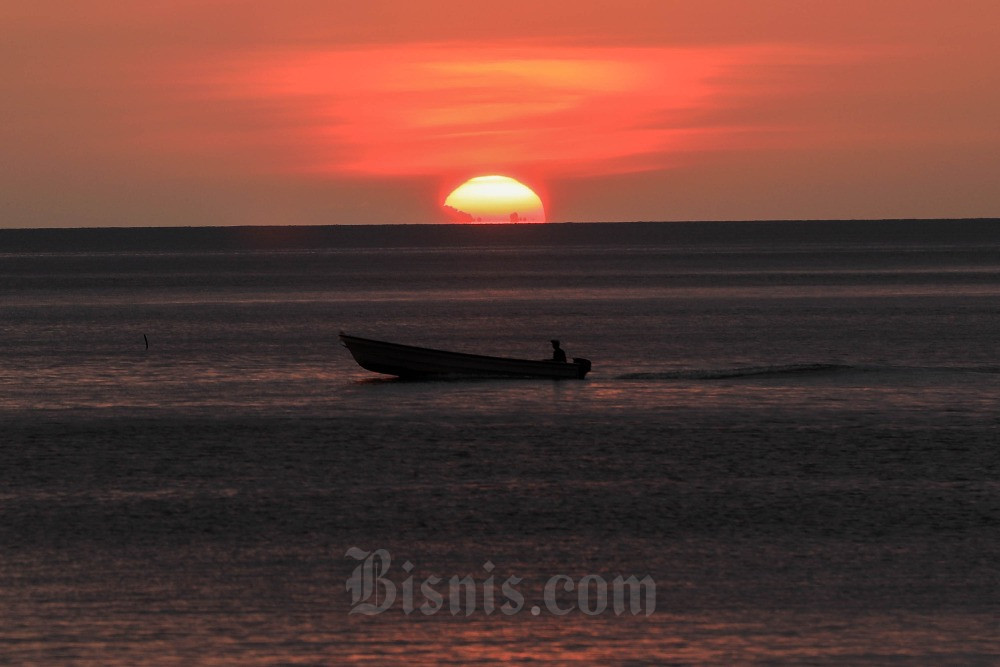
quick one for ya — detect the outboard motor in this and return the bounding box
[572,357,592,378]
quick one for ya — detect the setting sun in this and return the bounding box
[443,175,545,223]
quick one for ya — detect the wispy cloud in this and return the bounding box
[204,42,858,178]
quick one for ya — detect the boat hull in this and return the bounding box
[340,333,591,379]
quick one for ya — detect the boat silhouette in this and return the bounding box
[340,332,591,379]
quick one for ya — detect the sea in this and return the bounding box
[1,220,998,665]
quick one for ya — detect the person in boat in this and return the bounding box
[551,339,567,363]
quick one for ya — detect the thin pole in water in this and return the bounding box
[144,334,149,350]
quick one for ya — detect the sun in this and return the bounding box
[443,175,545,223]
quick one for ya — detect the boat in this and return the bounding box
[340,332,591,379]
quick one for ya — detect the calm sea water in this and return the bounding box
[1,221,999,664]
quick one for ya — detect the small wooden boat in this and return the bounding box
[340,333,591,379]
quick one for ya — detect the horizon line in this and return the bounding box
[2,217,998,233]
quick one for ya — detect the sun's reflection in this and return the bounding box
[337,611,1000,664]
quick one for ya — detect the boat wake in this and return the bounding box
[617,363,1000,381]
[617,363,852,381]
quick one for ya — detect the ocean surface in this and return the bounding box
[1,220,999,664]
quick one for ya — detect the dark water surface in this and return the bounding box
[1,221,999,664]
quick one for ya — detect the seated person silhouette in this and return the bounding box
[550,339,567,363]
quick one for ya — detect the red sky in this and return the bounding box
[2,0,999,226]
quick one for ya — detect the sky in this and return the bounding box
[2,0,999,227]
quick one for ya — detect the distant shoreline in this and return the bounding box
[1,218,998,253]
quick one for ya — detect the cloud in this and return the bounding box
[202,42,858,179]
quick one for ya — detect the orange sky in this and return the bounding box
[2,0,999,226]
